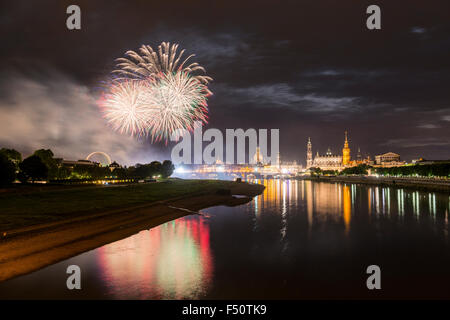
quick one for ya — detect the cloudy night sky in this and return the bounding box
[0,0,449,165]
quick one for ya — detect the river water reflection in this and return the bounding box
[1,180,450,299]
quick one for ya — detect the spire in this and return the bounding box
[342,130,351,165]
[306,137,313,168]
[344,131,349,148]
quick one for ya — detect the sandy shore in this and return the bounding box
[0,182,264,282]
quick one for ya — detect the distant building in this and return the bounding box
[312,148,343,171]
[108,161,121,171]
[374,152,402,166]
[60,159,99,168]
[306,132,350,171]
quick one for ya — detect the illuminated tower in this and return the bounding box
[306,137,313,168]
[276,151,281,168]
[357,147,362,162]
[254,146,261,164]
[342,131,351,166]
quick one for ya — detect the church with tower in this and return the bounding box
[306,131,353,171]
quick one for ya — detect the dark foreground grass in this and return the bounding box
[0,179,255,231]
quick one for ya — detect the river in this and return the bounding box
[1,179,450,299]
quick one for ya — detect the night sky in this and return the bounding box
[1,0,449,165]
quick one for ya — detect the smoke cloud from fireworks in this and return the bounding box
[0,68,161,165]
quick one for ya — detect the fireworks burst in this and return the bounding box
[113,42,212,84]
[99,80,152,136]
[99,42,212,142]
[144,71,211,142]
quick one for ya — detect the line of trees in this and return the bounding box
[375,163,450,178]
[340,164,371,175]
[0,147,175,186]
[309,163,450,178]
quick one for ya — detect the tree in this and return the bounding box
[112,167,128,179]
[133,163,151,179]
[309,167,322,176]
[149,161,162,177]
[341,164,370,175]
[19,155,48,182]
[161,160,175,178]
[0,154,16,185]
[33,149,58,178]
[0,148,22,163]
[54,166,71,180]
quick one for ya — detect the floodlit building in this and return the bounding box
[312,148,343,171]
[59,159,99,168]
[374,152,404,167]
[108,161,121,171]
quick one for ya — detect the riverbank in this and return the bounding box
[0,179,265,282]
[303,175,450,193]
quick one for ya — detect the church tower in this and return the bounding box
[342,131,351,166]
[306,137,313,168]
[254,146,262,164]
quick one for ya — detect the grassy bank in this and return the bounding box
[0,179,264,231]
[0,179,265,282]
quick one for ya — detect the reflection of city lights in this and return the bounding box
[97,215,213,299]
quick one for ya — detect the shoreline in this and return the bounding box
[0,180,265,283]
[302,175,450,193]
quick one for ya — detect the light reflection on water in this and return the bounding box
[1,179,450,299]
[97,217,213,299]
[249,179,449,236]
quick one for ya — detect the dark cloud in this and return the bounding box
[0,0,449,164]
[411,26,427,34]
[382,138,450,148]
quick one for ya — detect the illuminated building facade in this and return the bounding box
[374,152,405,167]
[312,148,343,171]
[375,152,401,164]
[306,132,350,171]
[305,131,381,171]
